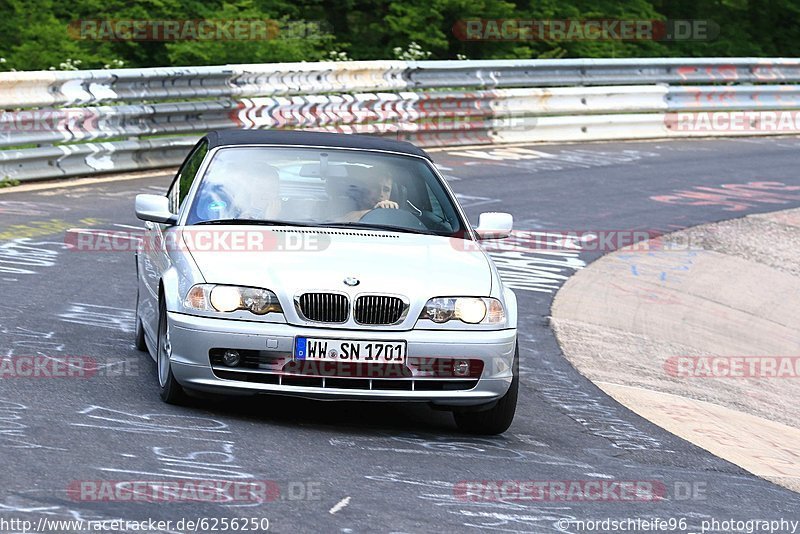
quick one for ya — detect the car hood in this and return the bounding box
[182,227,492,299]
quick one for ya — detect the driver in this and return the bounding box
[339,171,398,222]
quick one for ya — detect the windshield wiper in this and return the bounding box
[194,218,317,227]
[321,222,439,236]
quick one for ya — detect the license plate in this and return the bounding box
[294,337,406,364]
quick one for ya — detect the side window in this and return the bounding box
[167,141,208,213]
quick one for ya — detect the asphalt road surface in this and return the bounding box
[1,137,799,533]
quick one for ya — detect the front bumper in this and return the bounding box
[167,312,516,406]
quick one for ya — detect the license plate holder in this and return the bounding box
[294,337,407,364]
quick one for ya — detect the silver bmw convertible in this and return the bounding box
[134,130,518,434]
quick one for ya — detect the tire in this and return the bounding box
[156,297,187,405]
[134,286,147,352]
[453,343,519,435]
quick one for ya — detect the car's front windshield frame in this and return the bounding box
[179,144,473,239]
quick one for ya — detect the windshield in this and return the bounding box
[185,146,466,236]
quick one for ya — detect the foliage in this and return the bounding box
[0,0,797,71]
[393,42,432,60]
[0,176,21,188]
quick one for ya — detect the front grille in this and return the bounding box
[297,292,349,323]
[210,368,478,392]
[354,295,406,325]
[209,356,482,391]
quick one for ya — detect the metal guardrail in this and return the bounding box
[2,58,800,182]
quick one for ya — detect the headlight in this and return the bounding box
[184,284,282,315]
[419,297,505,325]
[210,286,241,312]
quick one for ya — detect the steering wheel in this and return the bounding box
[358,207,429,231]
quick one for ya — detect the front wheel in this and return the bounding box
[453,343,519,435]
[156,298,187,404]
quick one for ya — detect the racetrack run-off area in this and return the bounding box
[552,207,800,493]
[1,136,799,532]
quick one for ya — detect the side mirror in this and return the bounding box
[135,194,177,225]
[475,212,513,240]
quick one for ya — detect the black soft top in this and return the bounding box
[205,130,431,160]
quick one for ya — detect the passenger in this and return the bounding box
[238,164,282,219]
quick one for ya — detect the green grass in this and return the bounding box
[0,176,21,188]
